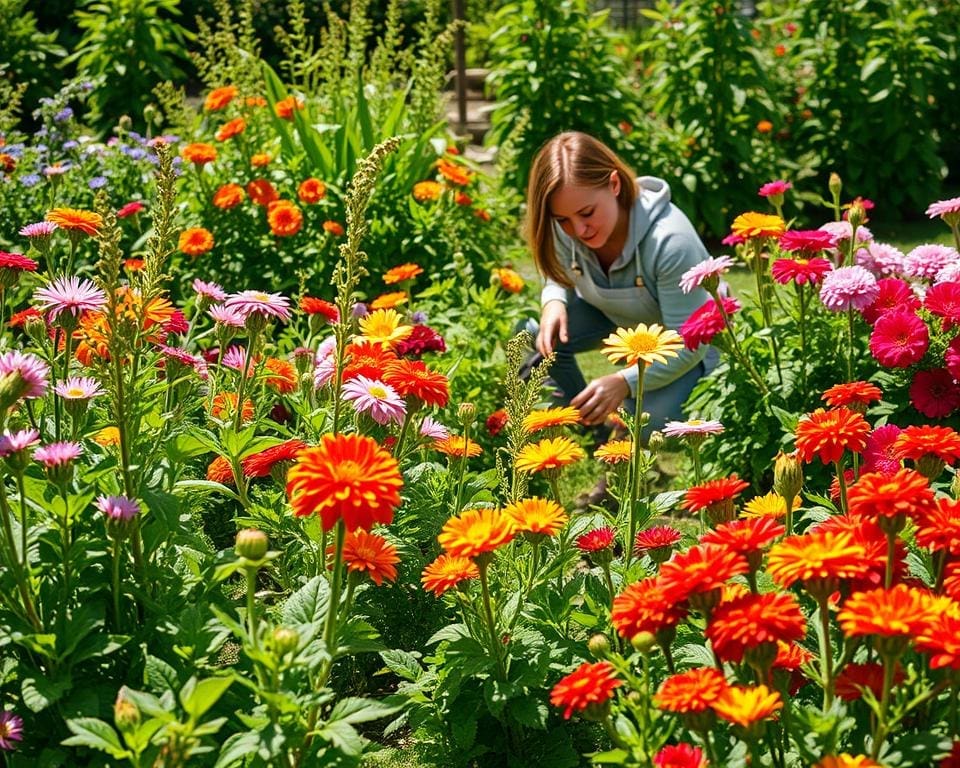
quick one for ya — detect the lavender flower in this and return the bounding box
[819,265,879,311]
[34,276,106,321]
[341,376,407,425]
[0,350,50,399]
[0,711,23,751]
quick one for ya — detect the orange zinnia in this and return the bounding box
[383,262,424,284]
[370,291,408,311]
[681,474,750,513]
[514,436,585,474]
[656,544,749,605]
[767,530,866,592]
[421,554,479,595]
[178,227,214,256]
[436,158,472,186]
[915,498,960,554]
[297,178,326,204]
[342,340,397,381]
[213,183,245,209]
[894,425,960,465]
[251,152,271,168]
[706,591,806,663]
[204,85,237,111]
[247,179,279,207]
[654,667,728,714]
[522,406,581,434]
[492,267,525,294]
[502,497,568,537]
[794,407,870,465]
[46,207,103,237]
[206,455,235,484]
[267,200,303,237]
[711,684,782,728]
[210,392,254,423]
[263,358,298,393]
[730,211,785,240]
[550,661,621,720]
[837,584,938,640]
[382,359,449,408]
[822,381,882,412]
[595,439,632,464]
[285,433,403,531]
[274,95,305,119]
[611,577,687,640]
[336,529,399,586]
[323,220,345,236]
[914,609,960,670]
[215,117,246,141]
[700,516,785,554]
[241,439,307,478]
[846,468,936,523]
[433,435,482,458]
[438,507,514,559]
[181,142,217,165]
[300,296,339,323]
[412,181,442,201]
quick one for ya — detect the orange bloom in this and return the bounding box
[215,117,246,141]
[822,381,882,411]
[274,95,305,119]
[502,497,568,537]
[837,584,938,640]
[611,577,687,639]
[181,142,217,165]
[846,468,936,523]
[595,439,632,464]
[251,152,271,168]
[656,544,749,605]
[323,220,345,236]
[915,609,960,669]
[123,258,144,272]
[267,200,303,237]
[915,498,960,554]
[370,291,408,310]
[178,227,214,256]
[436,158,472,186]
[522,406,581,434]
[707,591,806,663]
[515,437,585,474]
[336,529,399,585]
[700,516,785,554]
[241,439,307,478]
[383,263,424,285]
[46,207,103,237]
[438,507,514,559]
[812,756,884,768]
[245,96,268,109]
[247,179,279,207]
[343,340,397,381]
[894,425,960,465]
[493,267,525,294]
[297,177,326,204]
[421,554,479,595]
[383,359,449,407]
[455,191,472,206]
[767,530,866,591]
[711,684,782,728]
[682,475,750,513]
[730,211,785,239]
[413,181,442,202]
[433,435,482,458]
[300,296,339,323]
[756,120,774,134]
[210,392,254,423]
[812,515,895,591]
[654,667,728,713]
[795,407,870,465]
[286,433,403,531]
[475,208,491,222]
[206,455,235,484]
[93,426,121,446]
[204,85,237,111]
[550,661,621,720]
[213,183,245,209]
[263,357,298,393]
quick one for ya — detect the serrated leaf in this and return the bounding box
[329,696,402,725]
[282,575,330,629]
[22,673,71,712]
[379,649,422,681]
[62,718,130,759]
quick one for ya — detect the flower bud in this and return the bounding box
[271,626,300,657]
[114,688,141,732]
[235,528,268,560]
[458,402,477,427]
[24,314,48,346]
[829,173,842,200]
[847,202,866,230]
[773,451,804,504]
[631,631,656,654]
[588,634,611,658]
[951,471,960,500]
[0,371,27,412]
[647,431,665,455]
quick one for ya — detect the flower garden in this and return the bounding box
[2,1,960,767]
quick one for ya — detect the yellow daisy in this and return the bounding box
[357,308,413,350]
[522,406,581,434]
[741,491,800,519]
[594,439,632,464]
[515,437,585,474]
[502,497,568,537]
[730,212,786,240]
[602,323,683,367]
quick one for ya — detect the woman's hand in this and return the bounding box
[570,373,630,426]
[536,300,568,357]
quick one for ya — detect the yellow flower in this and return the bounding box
[438,508,515,560]
[602,323,683,367]
[595,439,632,464]
[740,491,799,519]
[730,212,786,240]
[93,426,121,446]
[357,308,413,350]
[413,181,442,202]
[522,406,581,434]
[502,497,568,537]
[515,437,585,474]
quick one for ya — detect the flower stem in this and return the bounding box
[246,567,260,653]
[870,655,897,760]
[478,560,506,681]
[846,307,855,382]
[833,459,849,514]
[816,593,835,710]
[111,535,122,629]
[625,363,646,568]
[322,521,345,653]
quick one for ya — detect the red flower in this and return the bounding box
[846,468,936,523]
[795,407,870,465]
[771,257,832,285]
[679,297,740,350]
[700,517,785,554]
[869,310,929,368]
[485,408,509,436]
[342,340,397,381]
[301,296,339,323]
[861,278,920,324]
[549,661,621,719]
[835,662,904,701]
[116,201,145,218]
[917,611,960,669]
[910,368,960,418]
[946,337,960,380]
[394,324,446,357]
[657,544,749,604]
[778,229,836,255]
[576,526,616,553]
[241,439,307,478]
[611,577,687,639]
[862,424,903,475]
[634,525,682,556]
[821,381,882,411]
[681,475,750,513]
[895,425,960,465]
[924,282,960,330]
[915,498,960,554]
[654,667,728,713]
[653,743,707,768]
[707,591,806,663]
[383,359,450,408]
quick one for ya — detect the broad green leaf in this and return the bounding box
[179,676,233,721]
[62,718,130,759]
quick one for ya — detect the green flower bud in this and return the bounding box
[458,402,477,427]
[631,631,656,654]
[829,172,842,200]
[114,688,141,732]
[773,451,803,504]
[235,528,268,560]
[588,634,611,659]
[271,626,300,657]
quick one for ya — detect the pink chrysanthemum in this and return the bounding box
[19,221,58,238]
[937,262,960,285]
[208,304,247,328]
[925,282,960,330]
[910,368,960,419]
[0,711,23,751]
[55,375,104,400]
[313,354,336,389]
[679,297,740,350]
[662,419,724,438]
[869,310,929,368]
[679,256,734,294]
[420,416,450,440]
[341,375,407,425]
[759,180,792,198]
[819,266,879,311]
[192,278,227,303]
[0,350,50,399]
[819,221,873,253]
[779,229,836,255]
[96,495,141,521]
[159,346,208,378]
[861,279,921,324]
[33,275,106,321]
[34,441,83,467]
[0,429,40,457]
[771,257,832,286]
[862,424,904,475]
[904,244,960,281]
[856,242,906,278]
[927,197,960,220]
[223,290,292,323]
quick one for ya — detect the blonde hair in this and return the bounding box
[526,132,637,288]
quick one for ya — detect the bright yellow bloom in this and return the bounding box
[515,437,585,474]
[741,491,799,519]
[93,426,121,446]
[357,308,413,350]
[812,755,885,768]
[522,406,581,434]
[438,508,515,560]
[502,497,568,537]
[711,684,782,727]
[602,323,683,367]
[595,439,632,464]
[730,212,786,240]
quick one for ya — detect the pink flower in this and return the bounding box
[910,368,960,418]
[662,419,724,437]
[116,201,145,218]
[855,242,905,278]
[904,244,960,281]
[19,221,57,239]
[341,375,407,425]
[96,495,141,521]
[420,416,450,440]
[221,345,251,372]
[679,256,734,294]
[0,350,50,399]
[33,275,106,321]
[34,441,82,467]
[159,346,208,378]
[208,304,247,328]
[0,429,40,458]
[679,297,740,349]
[927,197,960,220]
[818,265,878,311]
[779,229,836,255]
[925,282,960,331]
[936,262,960,284]
[0,711,23,751]
[771,257,832,285]
[394,324,447,357]
[721,233,745,246]
[193,279,226,303]
[820,221,873,256]
[869,310,929,367]
[759,180,792,198]
[863,424,903,475]
[946,337,960,380]
[54,375,103,400]
[861,278,920,324]
[223,290,292,323]
[0,252,38,275]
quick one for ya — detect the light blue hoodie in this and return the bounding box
[540,176,711,393]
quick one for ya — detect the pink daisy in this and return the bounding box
[862,424,903,475]
[759,180,792,198]
[55,375,104,400]
[0,251,38,275]
[420,416,450,440]
[926,197,960,220]
[679,256,734,294]
[19,221,57,239]
[0,429,40,458]
[208,304,247,328]
[33,275,107,321]
[910,368,960,419]
[223,290,292,323]
[34,441,83,468]
[818,265,879,311]
[778,229,836,255]
[721,233,745,246]
[860,278,920,324]
[313,354,337,389]
[855,242,906,278]
[662,419,724,437]
[116,201,145,218]
[0,711,23,751]
[221,345,252,372]
[924,282,960,330]
[341,375,407,425]
[869,310,929,368]
[0,350,50,399]
[96,495,141,521]
[819,220,873,251]
[903,244,960,281]
[770,257,832,285]
[679,297,740,350]
[193,279,227,303]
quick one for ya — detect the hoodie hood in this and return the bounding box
[628,176,672,251]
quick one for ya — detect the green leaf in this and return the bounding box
[282,575,330,629]
[861,56,886,80]
[314,719,364,755]
[179,676,233,721]
[62,718,130,759]
[450,715,477,749]
[22,673,71,712]
[379,649,422,682]
[214,730,263,768]
[329,696,402,725]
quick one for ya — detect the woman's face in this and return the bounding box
[549,171,622,251]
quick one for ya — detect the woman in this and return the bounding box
[523,131,716,436]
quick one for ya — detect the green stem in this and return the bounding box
[817,593,835,710]
[715,295,770,397]
[246,567,260,652]
[111,535,122,629]
[0,490,42,631]
[625,363,646,568]
[846,307,855,382]
[478,560,506,681]
[797,284,809,402]
[870,655,897,760]
[322,521,346,652]
[834,459,849,514]
[16,472,28,571]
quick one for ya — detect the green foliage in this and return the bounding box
[0,0,65,128]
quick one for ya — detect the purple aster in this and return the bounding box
[55,375,103,400]
[678,256,734,294]
[34,275,106,321]
[419,416,450,440]
[95,495,141,521]
[410,310,429,324]
[0,350,50,399]
[34,441,83,467]
[223,290,291,323]
[313,354,336,389]
[351,302,369,318]
[926,197,960,220]
[819,265,879,311]
[192,278,226,303]
[903,243,960,281]
[88,176,108,190]
[0,429,40,458]
[0,711,23,751]
[208,304,246,328]
[662,419,725,438]
[19,221,58,238]
[19,174,41,188]
[341,375,406,425]
[855,242,905,278]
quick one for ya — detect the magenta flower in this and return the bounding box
[55,375,104,400]
[0,350,50,399]
[221,345,252,372]
[862,424,903,475]
[778,229,836,255]
[394,325,447,357]
[116,201,145,218]
[947,337,960,380]
[818,265,878,311]
[19,221,58,238]
[924,282,960,331]
[192,278,226,303]
[771,257,832,286]
[0,711,23,751]
[224,290,292,323]
[420,416,450,440]
[855,242,905,278]
[910,368,960,419]
[34,441,83,468]
[721,233,745,247]
[0,429,40,458]
[678,256,734,294]
[903,243,960,281]
[208,304,246,328]
[758,180,792,198]
[662,419,724,437]
[0,251,38,275]
[33,275,106,321]
[96,495,141,521]
[341,375,406,425]
[164,310,189,335]
[926,197,960,220]
[861,278,920,324]
[158,346,208,378]
[679,297,740,349]
[869,310,929,368]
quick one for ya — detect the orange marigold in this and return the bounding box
[336,529,400,585]
[250,152,271,168]
[267,200,303,237]
[204,85,237,111]
[846,468,936,522]
[706,591,806,663]
[247,179,279,207]
[422,554,479,595]
[286,433,403,531]
[433,435,482,458]
[915,498,960,554]
[767,530,866,591]
[263,358,298,393]
[323,220,345,236]
[215,117,246,141]
[654,667,728,713]
[274,95,305,119]
[343,340,398,381]
[502,497,568,537]
[46,207,103,237]
[211,392,254,423]
[297,178,326,204]
[383,359,449,407]
[837,584,938,640]
[550,661,621,720]
[206,455,235,484]
[370,291,408,311]
[730,211,785,239]
[438,507,514,559]
[611,577,687,639]
[178,227,214,256]
[383,262,424,284]
[436,158,472,186]
[711,684,782,728]
[515,436,585,474]
[213,183,245,209]
[522,406,581,434]
[822,381,882,411]
[915,609,960,670]
[595,439,632,464]
[656,544,749,604]
[413,181,442,202]
[181,142,217,165]
[492,267,525,294]
[795,407,870,465]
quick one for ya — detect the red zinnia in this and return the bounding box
[300,296,340,323]
[895,425,960,466]
[861,278,920,324]
[336,529,400,585]
[681,475,750,513]
[653,743,707,768]
[946,336,960,380]
[835,662,904,701]
[846,468,935,523]
[707,591,806,663]
[767,530,866,591]
[611,577,687,639]
[241,439,307,478]
[910,368,960,418]
[771,257,832,285]
[550,661,622,720]
[915,498,960,554]
[778,229,836,255]
[862,424,903,475]
[794,407,870,465]
[485,408,509,436]
[869,310,929,368]
[382,359,450,408]
[654,667,728,713]
[700,517,785,555]
[821,381,882,411]
[634,525,682,556]
[915,611,960,670]
[576,526,616,553]
[837,584,938,640]
[657,544,749,604]
[679,297,740,350]
[342,340,397,381]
